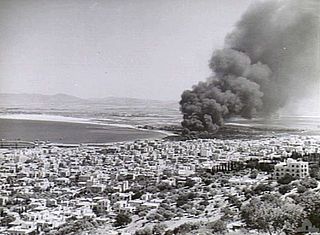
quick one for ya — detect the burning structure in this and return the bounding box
[180,0,320,133]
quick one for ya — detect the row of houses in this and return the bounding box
[0,135,319,234]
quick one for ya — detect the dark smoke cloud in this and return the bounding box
[180,0,320,132]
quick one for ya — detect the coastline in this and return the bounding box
[0,114,91,124]
[0,114,173,143]
[0,113,174,135]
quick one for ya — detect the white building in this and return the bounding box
[273,158,309,180]
[95,198,111,213]
[200,148,212,158]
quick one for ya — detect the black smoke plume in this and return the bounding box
[180,0,320,133]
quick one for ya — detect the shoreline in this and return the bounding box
[1,114,319,144]
[0,113,172,132]
[0,114,93,124]
[0,114,173,143]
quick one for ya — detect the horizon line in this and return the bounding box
[0,92,179,103]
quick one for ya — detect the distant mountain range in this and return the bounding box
[0,93,86,106]
[0,93,177,105]
[0,93,180,118]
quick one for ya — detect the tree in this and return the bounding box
[253,183,273,194]
[176,192,196,207]
[227,194,242,209]
[277,173,294,185]
[249,169,258,179]
[297,185,307,193]
[297,191,320,228]
[157,182,172,192]
[152,224,167,235]
[278,184,293,195]
[135,228,152,235]
[157,207,175,220]
[114,213,132,227]
[132,191,144,200]
[300,178,318,189]
[0,215,15,226]
[185,177,196,188]
[309,166,320,180]
[241,195,305,235]
[207,220,227,234]
[221,207,236,221]
[173,222,200,235]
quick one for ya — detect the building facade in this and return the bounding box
[273,158,309,180]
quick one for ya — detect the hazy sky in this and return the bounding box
[0,0,254,100]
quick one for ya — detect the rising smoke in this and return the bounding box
[180,0,320,132]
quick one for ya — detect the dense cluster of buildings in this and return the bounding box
[0,134,318,234]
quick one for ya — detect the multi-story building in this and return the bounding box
[273,158,309,180]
